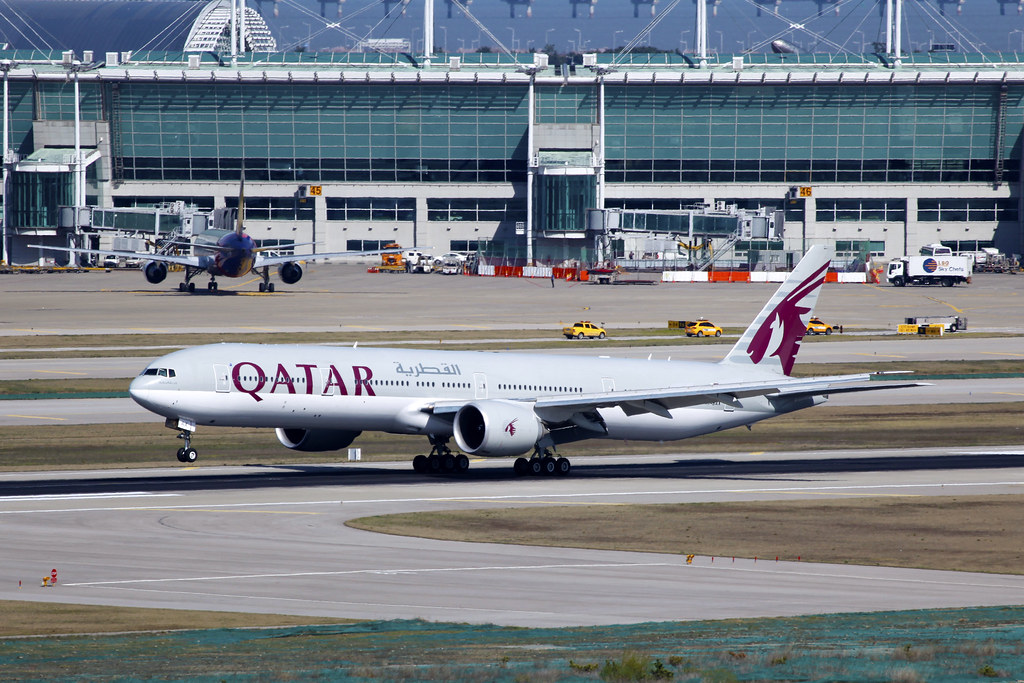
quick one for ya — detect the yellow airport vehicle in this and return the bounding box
[684,319,722,337]
[562,321,607,340]
[806,317,834,335]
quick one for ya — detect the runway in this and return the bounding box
[2,267,1023,628]
[1,448,1023,627]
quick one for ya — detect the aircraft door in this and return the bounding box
[602,377,615,392]
[473,373,488,399]
[214,365,230,393]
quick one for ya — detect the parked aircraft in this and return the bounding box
[130,246,919,474]
[31,180,386,293]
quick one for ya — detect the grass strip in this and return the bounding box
[0,601,353,638]
[348,494,1024,575]
[1,402,1022,469]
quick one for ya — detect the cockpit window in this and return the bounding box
[141,368,176,377]
[143,368,159,376]
[158,368,168,377]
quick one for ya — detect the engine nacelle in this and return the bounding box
[278,262,303,285]
[275,428,360,452]
[143,260,168,284]
[453,400,545,457]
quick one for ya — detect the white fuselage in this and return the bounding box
[129,343,817,451]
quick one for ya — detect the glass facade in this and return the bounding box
[327,198,415,221]
[604,85,1019,184]
[816,199,906,222]
[427,198,526,222]
[917,198,1018,222]
[535,174,596,234]
[113,83,529,183]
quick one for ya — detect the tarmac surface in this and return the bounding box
[2,264,1023,626]
[2,447,1024,627]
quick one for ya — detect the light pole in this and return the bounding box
[508,27,516,53]
[574,28,583,52]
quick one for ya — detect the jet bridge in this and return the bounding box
[588,203,784,271]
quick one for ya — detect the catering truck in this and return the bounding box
[886,255,971,287]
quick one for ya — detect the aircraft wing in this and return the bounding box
[27,245,201,267]
[254,248,402,267]
[426,373,926,419]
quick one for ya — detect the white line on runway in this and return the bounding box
[2,481,1023,514]
[0,492,181,502]
[64,560,1024,593]
[66,562,665,587]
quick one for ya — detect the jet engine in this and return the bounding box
[143,260,168,284]
[275,428,361,451]
[453,400,545,457]
[278,262,303,284]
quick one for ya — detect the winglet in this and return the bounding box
[720,245,832,376]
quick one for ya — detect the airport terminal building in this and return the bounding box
[2,10,1022,267]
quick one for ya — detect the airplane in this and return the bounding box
[30,180,392,293]
[129,246,921,474]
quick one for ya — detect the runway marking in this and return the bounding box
[851,352,906,359]
[144,507,322,515]
[36,370,88,376]
[993,392,1024,397]
[924,297,964,314]
[0,492,180,502]
[65,562,667,587]
[5,481,1024,516]
[63,561,1024,593]
[982,351,1024,358]
[3,414,66,421]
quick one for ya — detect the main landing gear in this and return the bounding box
[513,449,571,477]
[412,437,469,474]
[175,430,198,464]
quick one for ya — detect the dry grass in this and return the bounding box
[348,494,1024,575]
[1,402,1023,469]
[0,601,354,638]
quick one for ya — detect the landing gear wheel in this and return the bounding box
[529,458,542,475]
[176,447,187,463]
[259,282,267,292]
[555,457,571,476]
[514,457,530,476]
[207,281,216,291]
[413,454,428,473]
[187,282,196,293]
[541,456,557,475]
[267,283,275,293]
[441,453,456,472]
[427,453,441,473]
[178,282,186,292]
[455,454,470,472]
[181,448,197,464]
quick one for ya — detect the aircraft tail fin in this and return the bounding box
[235,171,246,236]
[719,245,832,376]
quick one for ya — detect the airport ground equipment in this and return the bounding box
[886,255,971,287]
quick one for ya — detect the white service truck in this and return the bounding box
[886,255,971,287]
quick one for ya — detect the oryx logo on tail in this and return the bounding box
[720,246,832,376]
[746,263,828,375]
